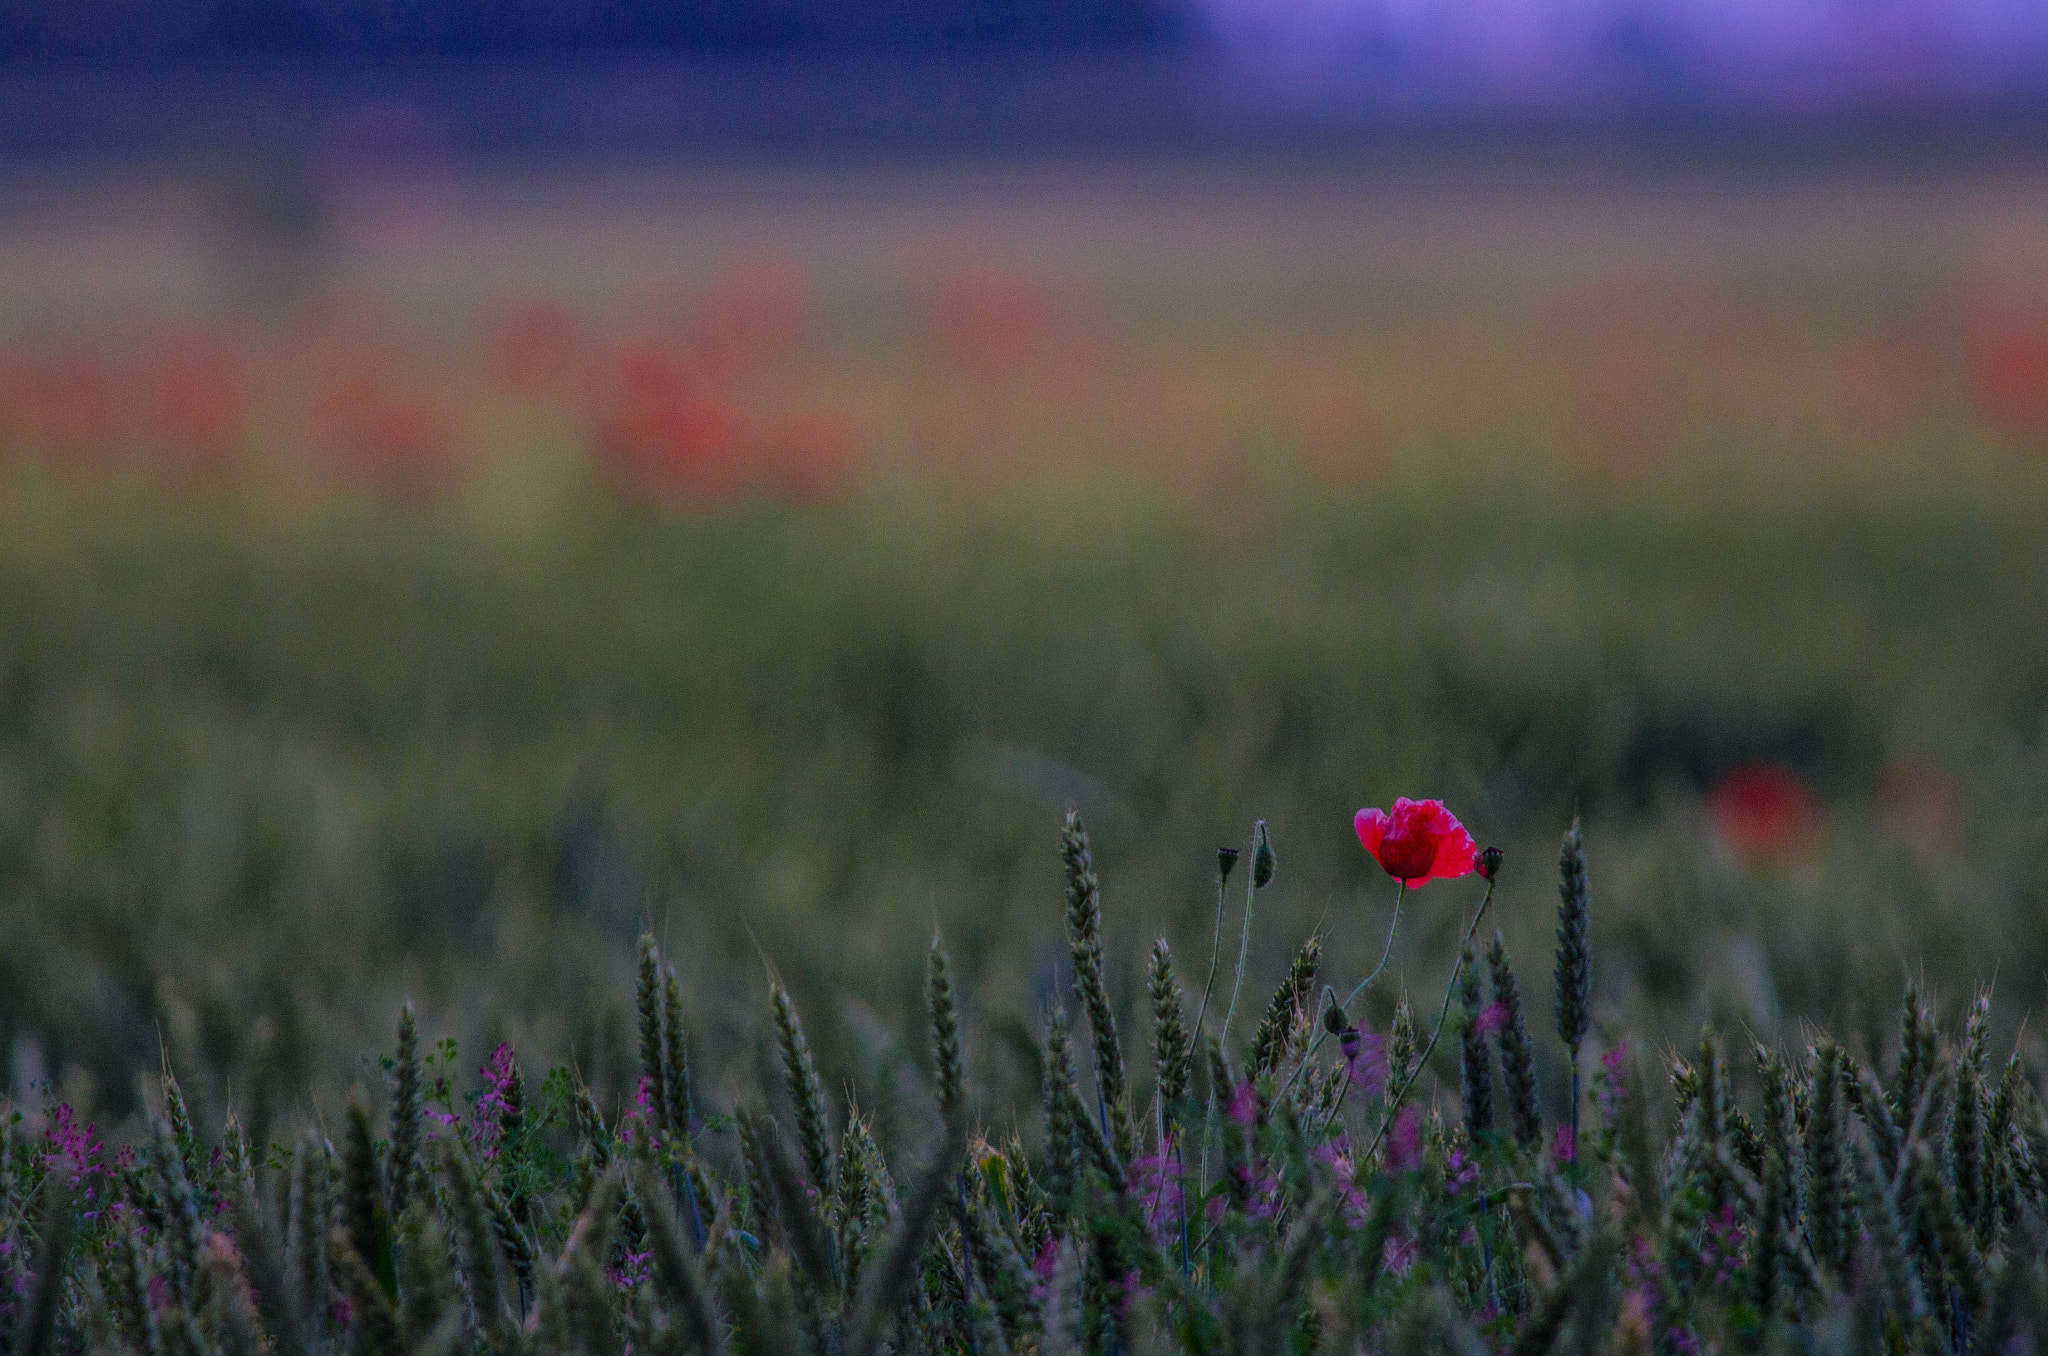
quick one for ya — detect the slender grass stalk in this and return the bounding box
[1218,822,1273,1060]
[1341,881,1407,1010]
[1190,846,1239,1052]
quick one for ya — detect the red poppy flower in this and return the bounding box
[1354,798,1478,886]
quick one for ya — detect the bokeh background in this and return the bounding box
[4,0,2048,1152]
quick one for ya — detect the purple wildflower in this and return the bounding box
[1597,1041,1630,1125]
[1443,1145,1479,1196]
[1383,1104,1424,1175]
[1311,1138,1367,1225]
[1340,1026,1388,1097]
[472,1043,520,1159]
[1128,1150,1184,1246]
[610,1249,653,1290]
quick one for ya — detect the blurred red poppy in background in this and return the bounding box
[932,269,1051,376]
[1708,763,1820,861]
[1971,320,2048,440]
[140,331,248,467]
[694,260,810,379]
[488,301,580,397]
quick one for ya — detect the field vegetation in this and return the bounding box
[2,164,2048,1346]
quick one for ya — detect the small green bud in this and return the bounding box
[1251,821,1276,889]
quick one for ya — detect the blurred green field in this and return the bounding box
[5,155,2048,1159]
[3,434,2046,1156]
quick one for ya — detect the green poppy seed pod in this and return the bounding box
[1251,820,1276,889]
[1478,846,1503,881]
[1217,846,1241,881]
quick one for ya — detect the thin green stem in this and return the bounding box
[1281,877,1411,1104]
[1343,879,1408,1010]
[1217,856,1259,1055]
[1191,867,1232,1045]
[1359,876,1497,1165]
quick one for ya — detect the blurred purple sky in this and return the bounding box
[1194,0,2048,114]
[1,0,2046,160]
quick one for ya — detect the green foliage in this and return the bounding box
[13,752,2048,1356]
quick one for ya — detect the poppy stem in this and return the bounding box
[1343,879,1408,1010]
[1217,845,1259,1056]
[1191,861,1233,1044]
[1279,879,1408,1107]
[1358,874,1497,1166]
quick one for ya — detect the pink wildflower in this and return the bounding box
[472,1043,521,1159]
[1311,1138,1368,1225]
[1597,1041,1630,1125]
[1383,1104,1424,1175]
[1340,1027,1388,1097]
[1127,1150,1184,1246]
[1443,1146,1479,1196]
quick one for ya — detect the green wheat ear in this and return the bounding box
[1043,1005,1080,1221]
[1147,937,1191,1128]
[1389,996,1417,1091]
[340,1089,395,1304]
[771,981,835,1209]
[1805,1038,1855,1283]
[1457,941,1493,1141]
[662,961,693,1138]
[1062,808,1132,1164]
[387,1002,422,1216]
[927,933,964,1129]
[636,934,669,1137]
[1487,931,1542,1151]
[1251,934,1319,1079]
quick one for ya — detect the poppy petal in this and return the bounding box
[1354,808,1389,861]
